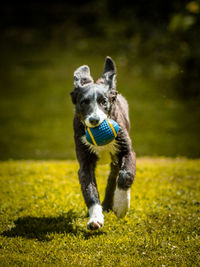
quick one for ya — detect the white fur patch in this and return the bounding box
[88,204,104,229]
[82,136,119,164]
[85,105,107,128]
[113,187,130,218]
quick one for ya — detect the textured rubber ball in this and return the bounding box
[86,118,119,146]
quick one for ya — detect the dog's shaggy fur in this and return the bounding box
[70,57,136,230]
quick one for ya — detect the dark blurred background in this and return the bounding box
[0,0,199,160]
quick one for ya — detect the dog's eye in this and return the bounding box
[98,98,107,106]
[101,99,107,106]
[80,99,90,106]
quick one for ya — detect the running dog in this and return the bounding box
[70,56,136,230]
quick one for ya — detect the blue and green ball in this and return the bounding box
[86,118,119,146]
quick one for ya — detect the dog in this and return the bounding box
[70,56,136,230]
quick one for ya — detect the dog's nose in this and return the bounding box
[89,116,100,126]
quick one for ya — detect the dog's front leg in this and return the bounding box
[78,162,104,230]
[113,137,136,218]
[102,160,119,212]
[117,149,136,190]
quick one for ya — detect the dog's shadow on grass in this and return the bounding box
[1,209,105,241]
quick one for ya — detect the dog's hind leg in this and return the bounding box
[102,160,119,212]
[113,144,136,218]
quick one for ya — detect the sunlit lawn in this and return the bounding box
[0,158,199,265]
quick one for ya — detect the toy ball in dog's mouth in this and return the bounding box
[86,118,119,146]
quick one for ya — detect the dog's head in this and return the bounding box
[70,56,118,128]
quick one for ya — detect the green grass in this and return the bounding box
[0,158,199,266]
[0,41,200,160]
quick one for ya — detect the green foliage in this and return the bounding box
[0,159,199,265]
[169,14,196,32]
[1,1,200,160]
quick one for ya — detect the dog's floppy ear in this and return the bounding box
[70,90,78,105]
[71,65,93,104]
[102,56,116,89]
[74,65,93,88]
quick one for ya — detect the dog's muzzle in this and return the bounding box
[89,116,100,126]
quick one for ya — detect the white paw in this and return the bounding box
[87,218,103,230]
[113,187,130,218]
[87,204,104,230]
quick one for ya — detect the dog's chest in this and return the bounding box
[81,136,118,164]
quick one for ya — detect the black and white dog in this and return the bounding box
[70,57,136,230]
